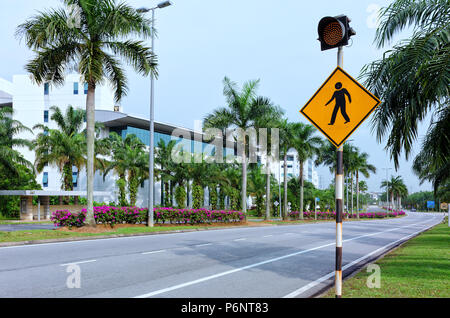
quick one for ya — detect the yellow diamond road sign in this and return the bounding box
[300,66,381,148]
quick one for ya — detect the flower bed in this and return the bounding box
[288,209,406,220]
[51,206,245,228]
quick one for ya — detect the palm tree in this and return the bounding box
[0,107,34,175]
[18,0,156,226]
[361,0,449,176]
[34,106,86,193]
[279,120,297,220]
[248,165,267,217]
[291,123,322,218]
[382,176,407,210]
[103,133,148,206]
[412,107,450,195]
[254,106,284,220]
[155,140,177,207]
[203,77,279,217]
[353,151,376,218]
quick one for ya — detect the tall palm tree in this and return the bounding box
[279,120,297,220]
[361,0,449,176]
[353,151,376,218]
[203,77,279,217]
[34,106,86,192]
[155,140,177,207]
[291,123,323,218]
[254,106,284,220]
[381,176,407,210]
[0,107,34,175]
[18,0,157,226]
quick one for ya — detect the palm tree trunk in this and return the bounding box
[283,153,288,220]
[299,161,304,220]
[265,170,270,221]
[242,138,247,219]
[351,171,354,216]
[356,171,360,219]
[85,82,96,227]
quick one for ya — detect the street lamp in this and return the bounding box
[382,167,392,210]
[138,1,173,227]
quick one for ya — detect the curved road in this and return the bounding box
[0,211,444,298]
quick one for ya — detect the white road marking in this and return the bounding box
[195,243,213,247]
[60,259,96,266]
[263,235,273,238]
[234,238,247,241]
[142,250,166,255]
[134,219,436,298]
[283,220,438,298]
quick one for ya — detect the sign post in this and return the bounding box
[300,17,380,297]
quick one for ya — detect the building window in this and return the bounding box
[84,83,88,94]
[44,111,49,123]
[141,181,145,188]
[43,127,49,136]
[287,155,294,161]
[73,82,79,95]
[72,172,78,188]
[44,83,49,95]
[43,172,48,188]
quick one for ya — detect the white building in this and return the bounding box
[1,73,237,207]
[274,149,320,189]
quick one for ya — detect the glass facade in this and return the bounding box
[44,111,49,123]
[43,172,48,187]
[44,83,49,95]
[109,125,233,158]
[73,82,79,95]
[84,83,88,94]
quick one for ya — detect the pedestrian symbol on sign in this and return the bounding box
[326,82,351,125]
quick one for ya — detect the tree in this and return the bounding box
[103,133,148,206]
[254,106,284,220]
[18,0,157,226]
[352,151,376,218]
[361,0,449,189]
[155,139,177,207]
[278,120,297,220]
[248,165,266,217]
[291,123,322,218]
[381,176,408,210]
[204,77,280,217]
[34,106,86,195]
[0,107,34,175]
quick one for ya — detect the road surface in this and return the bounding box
[0,212,443,298]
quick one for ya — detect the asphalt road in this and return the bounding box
[0,224,56,232]
[0,212,444,298]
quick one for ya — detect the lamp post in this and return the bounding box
[138,1,173,227]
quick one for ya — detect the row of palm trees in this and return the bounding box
[381,176,408,210]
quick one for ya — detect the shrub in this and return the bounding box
[52,206,245,228]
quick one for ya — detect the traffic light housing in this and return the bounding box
[318,15,356,51]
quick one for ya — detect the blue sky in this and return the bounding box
[0,0,433,193]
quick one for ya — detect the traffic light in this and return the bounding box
[318,15,356,51]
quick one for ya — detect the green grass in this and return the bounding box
[323,219,450,298]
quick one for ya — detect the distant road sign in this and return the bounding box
[300,66,381,147]
[427,201,435,209]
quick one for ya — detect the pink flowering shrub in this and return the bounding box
[52,206,245,228]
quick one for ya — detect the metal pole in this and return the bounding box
[279,161,282,218]
[335,46,344,298]
[148,8,156,227]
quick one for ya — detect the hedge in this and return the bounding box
[51,206,245,228]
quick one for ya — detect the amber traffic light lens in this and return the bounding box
[323,21,344,46]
